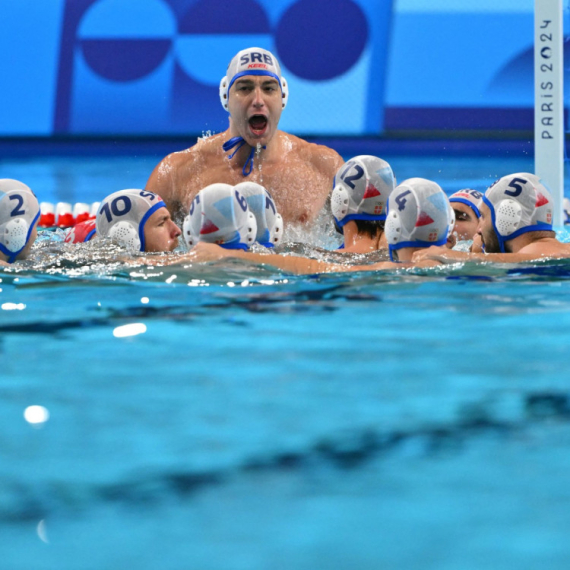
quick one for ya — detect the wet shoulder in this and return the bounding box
[168,133,226,168]
[284,133,343,176]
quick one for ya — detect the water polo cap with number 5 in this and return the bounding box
[482,173,553,253]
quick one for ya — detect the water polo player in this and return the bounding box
[331,155,396,253]
[184,178,453,273]
[448,189,482,242]
[413,173,570,263]
[448,188,484,252]
[383,178,454,263]
[146,47,343,227]
[182,183,258,250]
[0,178,40,265]
[94,189,181,252]
[64,219,97,245]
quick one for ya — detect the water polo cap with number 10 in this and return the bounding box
[95,189,166,252]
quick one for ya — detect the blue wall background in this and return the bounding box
[0,0,564,136]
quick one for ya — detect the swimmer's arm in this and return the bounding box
[145,154,186,217]
[0,259,8,267]
[352,259,442,271]
[182,243,349,274]
[412,244,566,264]
[180,244,440,274]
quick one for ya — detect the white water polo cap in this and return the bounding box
[183,183,257,250]
[219,47,288,111]
[0,179,40,263]
[96,189,166,252]
[234,182,283,247]
[385,178,454,261]
[449,189,483,218]
[331,156,395,230]
[482,173,553,253]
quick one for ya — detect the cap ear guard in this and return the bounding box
[271,212,283,246]
[3,218,29,253]
[331,185,350,228]
[384,209,402,246]
[243,211,257,247]
[495,199,523,237]
[385,209,403,261]
[448,203,456,239]
[108,221,141,251]
[182,215,196,248]
[219,76,229,111]
[280,77,288,109]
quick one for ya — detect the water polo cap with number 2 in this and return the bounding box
[0,178,40,263]
[331,156,395,230]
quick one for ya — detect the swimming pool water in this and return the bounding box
[1,150,570,569]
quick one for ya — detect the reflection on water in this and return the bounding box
[3,204,570,567]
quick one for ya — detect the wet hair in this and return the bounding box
[355,219,384,239]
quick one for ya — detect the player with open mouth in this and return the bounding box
[146,47,344,229]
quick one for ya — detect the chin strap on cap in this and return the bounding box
[223,137,266,177]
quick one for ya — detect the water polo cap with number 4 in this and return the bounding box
[183,183,257,250]
[0,179,40,263]
[482,173,553,253]
[219,47,288,111]
[385,178,455,262]
[234,182,283,247]
[331,156,395,231]
[96,189,166,252]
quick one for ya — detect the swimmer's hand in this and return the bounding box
[412,246,469,264]
[183,242,247,263]
[470,234,483,253]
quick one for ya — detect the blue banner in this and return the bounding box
[0,0,563,136]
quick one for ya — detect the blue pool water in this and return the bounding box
[2,148,570,569]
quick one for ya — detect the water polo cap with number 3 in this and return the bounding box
[183,183,257,250]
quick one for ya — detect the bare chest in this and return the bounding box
[182,154,331,225]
